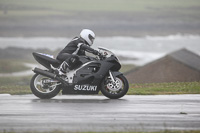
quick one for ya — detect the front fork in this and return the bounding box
[108,70,123,83]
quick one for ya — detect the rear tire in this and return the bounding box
[30,74,61,99]
[101,75,129,99]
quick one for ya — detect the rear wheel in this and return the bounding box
[30,74,61,99]
[101,75,129,99]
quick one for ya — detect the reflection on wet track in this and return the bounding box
[0,94,200,132]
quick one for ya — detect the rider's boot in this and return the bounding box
[55,61,69,75]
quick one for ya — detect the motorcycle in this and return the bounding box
[30,47,129,99]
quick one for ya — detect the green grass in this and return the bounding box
[128,82,200,95]
[0,0,199,15]
[120,64,136,73]
[0,76,31,95]
[0,75,200,95]
[0,85,31,95]
[0,59,30,73]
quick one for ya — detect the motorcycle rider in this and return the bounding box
[56,29,101,75]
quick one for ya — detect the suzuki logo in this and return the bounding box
[74,85,97,91]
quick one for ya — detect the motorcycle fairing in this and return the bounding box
[62,84,99,94]
[62,56,122,95]
[74,58,117,84]
[62,71,123,95]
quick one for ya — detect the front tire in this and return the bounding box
[101,74,129,99]
[30,74,61,99]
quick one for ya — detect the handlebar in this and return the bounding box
[97,53,105,60]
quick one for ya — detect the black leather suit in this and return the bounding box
[57,37,98,69]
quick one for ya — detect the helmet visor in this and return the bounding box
[89,34,95,44]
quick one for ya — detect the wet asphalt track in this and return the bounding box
[0,94,200,132]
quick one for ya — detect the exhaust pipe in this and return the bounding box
[33,67,56,79]
[33,67,68,86]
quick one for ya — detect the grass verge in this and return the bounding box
[0,76,31,95]
[128,82,200,95]
[0,59,30,73]
[0,75,200,95]
[1,0,199,13]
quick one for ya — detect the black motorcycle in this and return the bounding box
[30,47,129,99]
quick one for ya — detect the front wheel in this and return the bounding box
[30,74,61,99]
[101,74,129,99]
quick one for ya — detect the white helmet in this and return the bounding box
[80,29,95,46]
